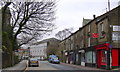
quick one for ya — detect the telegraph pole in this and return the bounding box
[107,0,111,70]
[108,0,110,11]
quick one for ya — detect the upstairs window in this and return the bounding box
[100,23,104,32]
[88,24,91,32]
[88,37,90,47]
[100,22,106,39]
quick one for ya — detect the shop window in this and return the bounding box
[93,52,96,63]
[85,51,96,63]
[101,50,107,64]
[85,51,92,63]
[76,54,78,62]
[81,53,85,62]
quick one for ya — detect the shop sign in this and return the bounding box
[78,50,85,53]
[109,44,113,49]
[69,52,73,54]
[113,25,120,31]
[92,33,99,38]
[112,32,120,41]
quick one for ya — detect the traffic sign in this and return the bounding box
[109,44,113,48]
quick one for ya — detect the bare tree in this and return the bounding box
[55,28,73,40]
[8,1,56,50]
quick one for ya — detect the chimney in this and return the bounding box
[93,15,96,19]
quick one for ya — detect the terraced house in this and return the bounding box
[59,6,120,70]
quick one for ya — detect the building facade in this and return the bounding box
[60,6,120,70]
[29,38,60,60]
[30,43,47,59]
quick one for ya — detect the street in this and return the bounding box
[2,60,119,72]
[25,61,83,70]
[24,61,120,72]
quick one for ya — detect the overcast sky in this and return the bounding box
[1,0,119,42]
[41,0,120,40]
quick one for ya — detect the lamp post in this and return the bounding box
[28,47,30,58]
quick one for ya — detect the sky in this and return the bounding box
[41,0,120,40]
[1,0,119,42]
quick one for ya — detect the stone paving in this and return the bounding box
[2,60,27,72]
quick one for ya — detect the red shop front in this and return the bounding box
[111,48,119,69]
[94,43,109,69]
[94,43,119,69]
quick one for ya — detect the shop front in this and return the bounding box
[85,47,96,67]
[111,48,120,69]
[66,51,73,64]
[64,51,68,63]
[94,43,109,69]
[94,43,120,69]
[69,51,74,64]
[79,50,85,66]
[75,49,85,65]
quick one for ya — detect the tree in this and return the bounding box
[55,28,73,40]
[8,1,56,50]
[1,2,13,67]
[46,39,61,56]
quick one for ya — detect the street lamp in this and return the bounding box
[28,47,30,58]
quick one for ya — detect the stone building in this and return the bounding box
[60,6,120,70]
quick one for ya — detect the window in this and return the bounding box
[88,37,90,47]
[88,25,90,32]
[81,53,85,62]
[81,40,83,48]
[85,51,92,63]
[85,51,96,63]
[100,23,104,32]
[76,54,79,62]
[101,50,107,64]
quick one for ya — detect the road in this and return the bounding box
[24,61,119,72]
[25,61,83,70]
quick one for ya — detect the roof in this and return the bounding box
[33,38,61,45]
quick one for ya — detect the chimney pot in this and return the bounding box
[93,15,96,19]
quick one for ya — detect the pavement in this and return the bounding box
[60,62,120,71]
[2,60,27,72]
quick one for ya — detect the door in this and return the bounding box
[97,50,102,68]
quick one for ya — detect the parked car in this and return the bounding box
[51,57,60,64]
[48,55,60,64]
[28,58,39,67]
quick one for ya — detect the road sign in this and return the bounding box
[109,44,113,48]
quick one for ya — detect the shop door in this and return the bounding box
[78,53,81,65]
[68,55,70,64]
[97,50,102,68]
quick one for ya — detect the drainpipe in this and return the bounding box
[107,14,112,70]
[94,14,98,68]
[107,0,113,70]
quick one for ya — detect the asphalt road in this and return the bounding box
[24,61,119,72]
[25,61,83,70]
